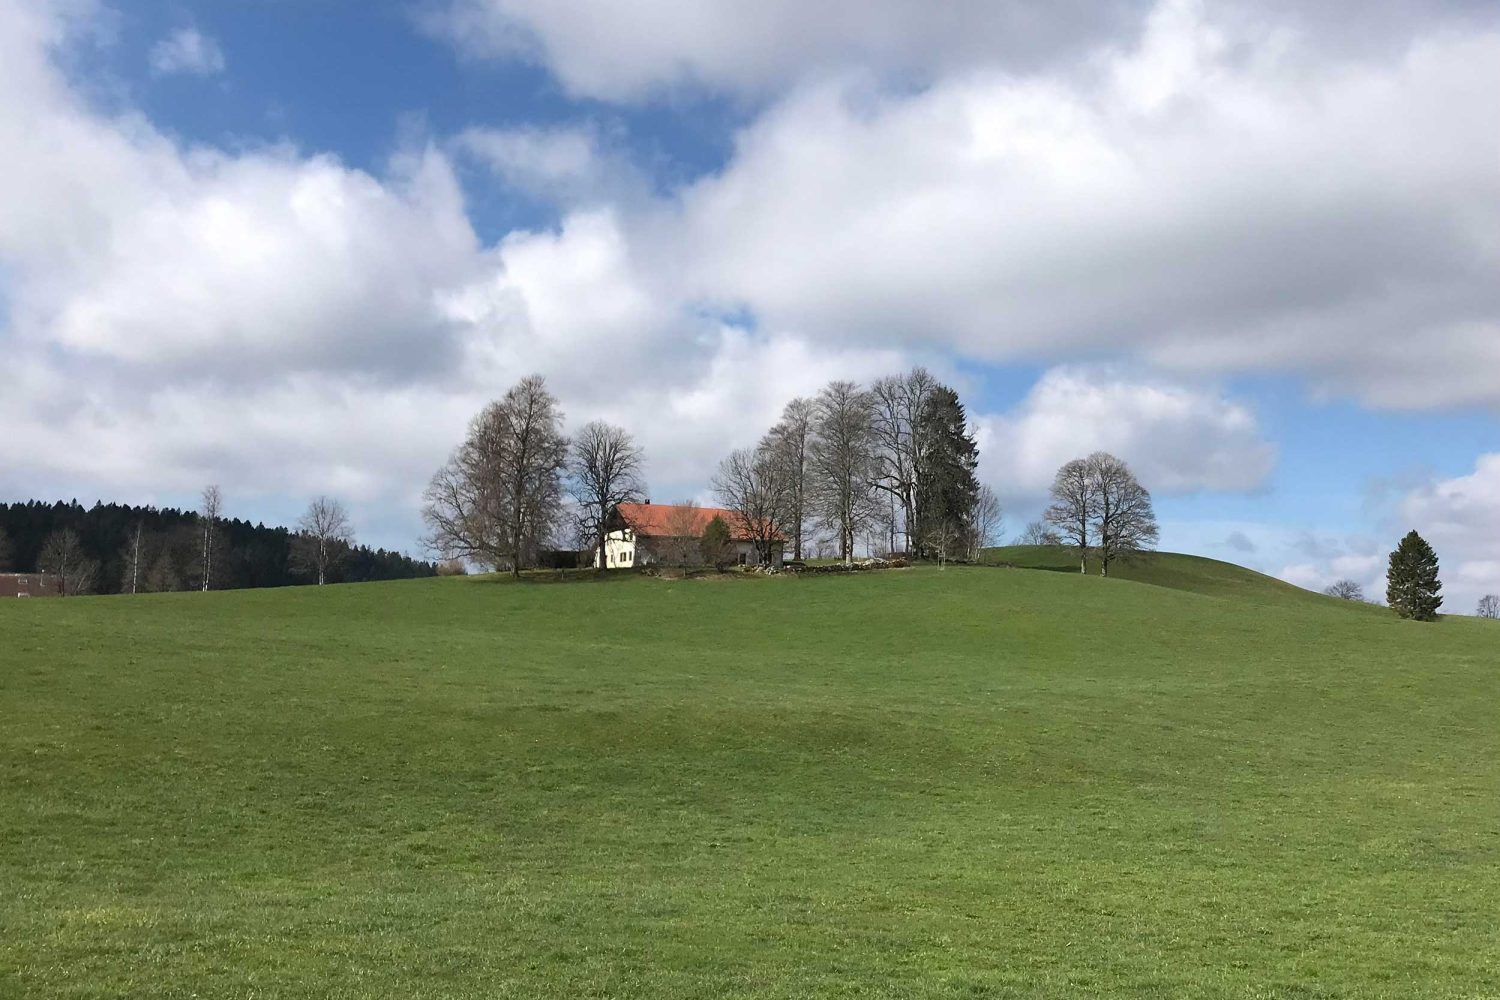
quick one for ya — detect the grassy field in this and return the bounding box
[2,556,1498,998]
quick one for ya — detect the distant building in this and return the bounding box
[0,573,64,598]
[598,502,785,569]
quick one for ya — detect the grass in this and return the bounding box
[981,546,1384,607]
[2,559,1498,998]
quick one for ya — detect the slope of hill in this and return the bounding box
[983,544,1366,607]
[3,568,1496,997]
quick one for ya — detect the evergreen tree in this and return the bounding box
[700,515,733,570]
[914,385,979,559]
[1386,530,1443,621]
[0,499,436,592]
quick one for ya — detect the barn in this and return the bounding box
[597,503,785,569]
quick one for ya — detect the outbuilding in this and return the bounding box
[0,573,64,598]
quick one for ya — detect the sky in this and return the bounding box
[1,0,1497,610]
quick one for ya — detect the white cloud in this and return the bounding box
[425,0,1493,102]
[149,27,225,77]
[6,0,1500,561]
[425,0,1146,101]
[453,124,643,206]
[656,1,1500,408]
[1396,454,1500,613]
[974,367,1275,497]
[0,2,902,547]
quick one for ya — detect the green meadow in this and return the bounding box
[2,552,1498,998]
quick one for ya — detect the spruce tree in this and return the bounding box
[914,386,980,559]
[1386,530,1443,621]
[700,515,733,570]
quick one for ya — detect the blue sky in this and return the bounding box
[2,0,1498,608]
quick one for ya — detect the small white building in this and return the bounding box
[597,503,785,569]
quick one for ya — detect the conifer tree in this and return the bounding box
[914,385,980,560]
[1386,530,1443,621]
[700,515,733,570]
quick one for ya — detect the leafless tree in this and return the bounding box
[925,519,962,569]
[963,484,1004,562]
[199,485,223,592]
[1016,520,1061,546]
[423,375,568,577]
[1044,459,1096,573]
[568,421,646,572]
[146,546,180,592]
[293,496,354,585]
[120,520,146,594]
[1478,594,1500,619]
[653,501,704,568]
[38,528,97,596]
[1089,452,1158,577]
[765,397,815,560]
[869,367,938,554]
[1323,579,1366,601]
[809,380,879,565]
[714,443,794,566]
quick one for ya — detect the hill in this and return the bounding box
[984,544,1366,607]
[3,566,1497,997]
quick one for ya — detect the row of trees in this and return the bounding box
[717,370,1001,566]
[0,495,428,596]
[422,370,1006,573]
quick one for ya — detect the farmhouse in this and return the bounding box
[598,503,785,569]
[0,573,64,598]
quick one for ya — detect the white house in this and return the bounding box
[597,503,785,569]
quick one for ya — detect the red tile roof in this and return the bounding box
[614,503,785,542]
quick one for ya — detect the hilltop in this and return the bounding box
[2,562,1496,997]
[983,544,1372,607]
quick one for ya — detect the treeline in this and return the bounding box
[423,368,1006,573]
[0,500,435,595]
[718,370,1000,565]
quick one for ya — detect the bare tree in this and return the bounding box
[1478,594,1500,619]
[1016,520,1061,546]
[809,380,879,565]
[198,485,223,592]
[963,484,1003,562]
[423,375,569,577]
[1323,579,1366,601]
[714,443,794,566]
[38,528,97,596]
[655,501,704,568]
[765,397,815,560]
[293,497,354,585]
[1044,459,1095,573]
[146,546,180,592]
[120,520,146,594]
[924,519,960,569]
[869,368,938,554]
[1089,452,1158,577]
[568,421,646,572]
